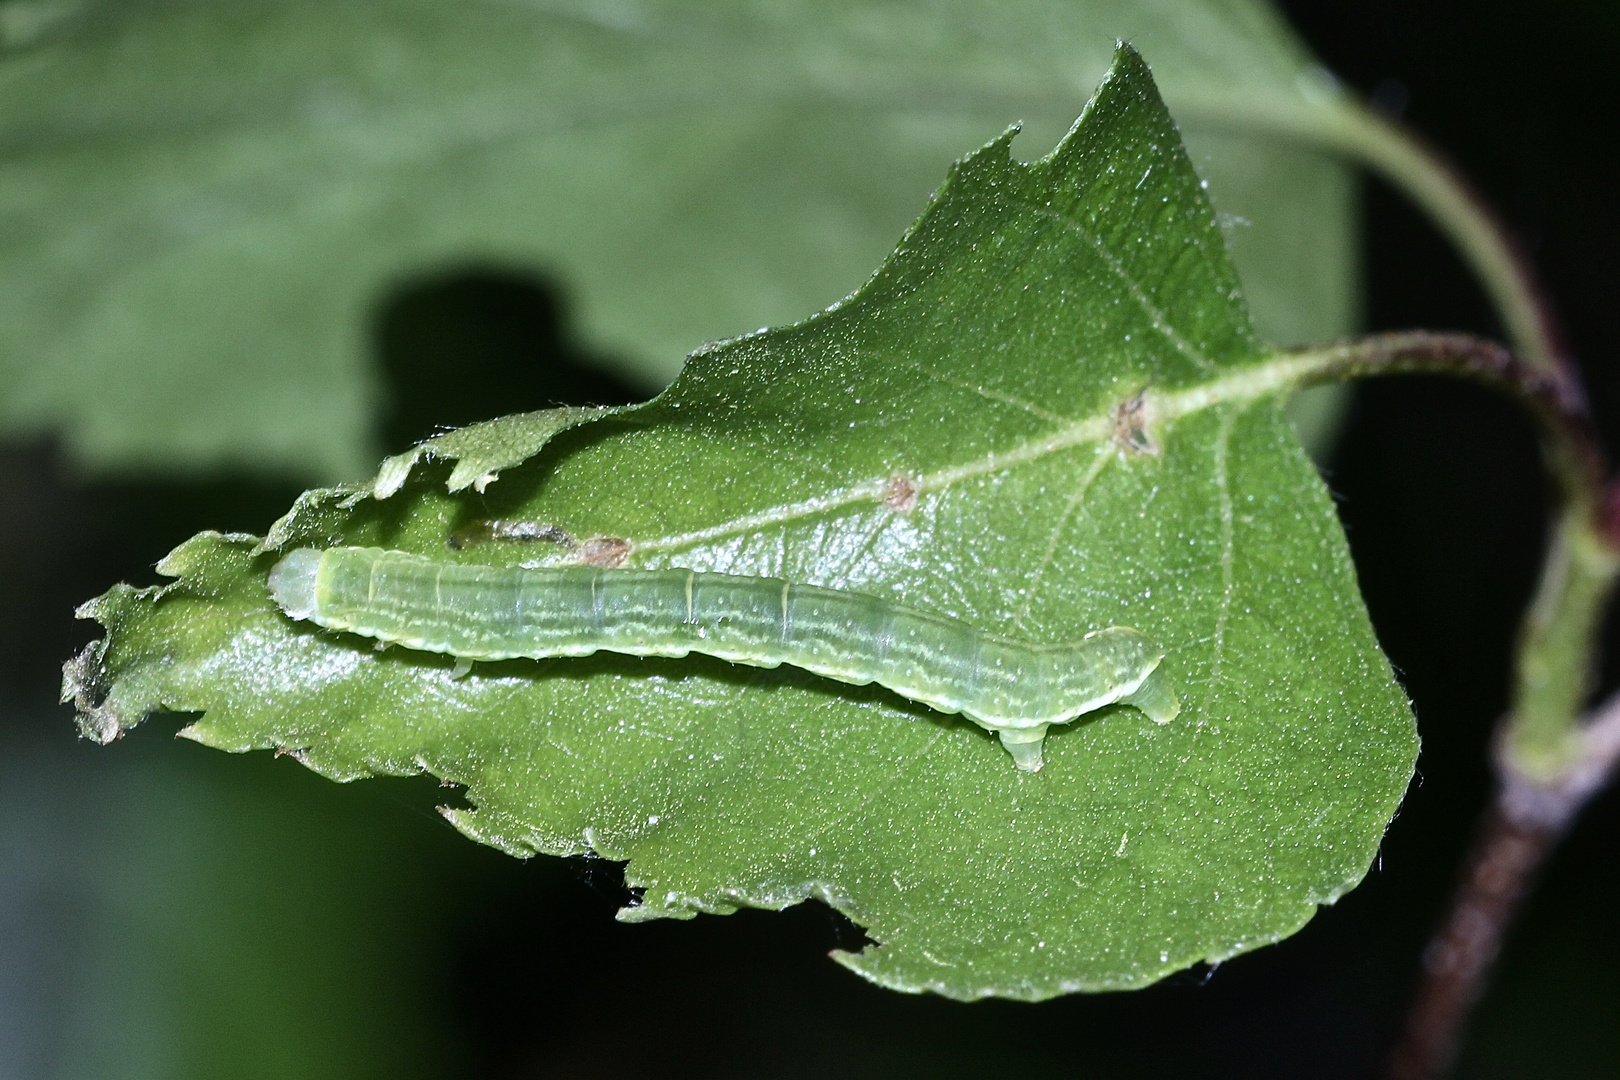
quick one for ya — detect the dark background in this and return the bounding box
[3,2,1616,1076]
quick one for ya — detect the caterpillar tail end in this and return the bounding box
[998,726,1049,772]
[1121,667,1179,725]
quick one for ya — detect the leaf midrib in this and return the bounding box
[633,351,1315,557]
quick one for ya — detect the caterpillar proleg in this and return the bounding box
[269,546,1178,771]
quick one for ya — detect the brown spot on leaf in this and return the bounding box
[884,471,918,513]
[1112,391,1159,456]
[578,536,632,568]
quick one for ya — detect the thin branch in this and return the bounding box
[1290,331,1602,515]
[1283,330,1620,1078]
[1292,331,1620,779]
[1321,105,1571,378]
[1183,72,1611,1080]
[1176,93,1574,391]
[1385,799,1555,1080]
[1384,691,1620,1080]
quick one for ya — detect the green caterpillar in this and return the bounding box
[268,546,1178,771]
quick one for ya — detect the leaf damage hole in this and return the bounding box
[1161,959,1222,988]
[883,471,918,513]
[814,899,877,954]
[434,786,475,814]
[1112,390,1159,456]
[568,853,637,909]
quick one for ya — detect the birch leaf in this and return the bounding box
[1,0,1356,478]
[66,47,1415,999]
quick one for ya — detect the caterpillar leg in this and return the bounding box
[997,725,1050,772]
[1120,666,1179,725]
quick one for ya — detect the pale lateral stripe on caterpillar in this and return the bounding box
[268,546,1179,771]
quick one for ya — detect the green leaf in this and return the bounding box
[1,0,1356,479]
[67,47,1415,999]
[368,405,623,499]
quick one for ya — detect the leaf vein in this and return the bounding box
[632,356,1307,557]
[1016,199,1216,373]
[876,349,1077,426]
[1140,401,1246,838]
[1010,444,1115,631]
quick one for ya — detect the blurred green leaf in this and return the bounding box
[0,724,483,1079]
[69,49,1415,999]
[0,0,1355,479]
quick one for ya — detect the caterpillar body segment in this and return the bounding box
[268,546,1178,771]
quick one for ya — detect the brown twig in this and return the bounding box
[1384,692,1620,1080]
[1287,330,1620,1077]
[1294,330,1603,519]
[1239,81,1617,1077]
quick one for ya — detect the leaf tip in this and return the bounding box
[1107,39,1152,79]
[372,449,419,499]
[154,530,260,578]
[445,460,495,493]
